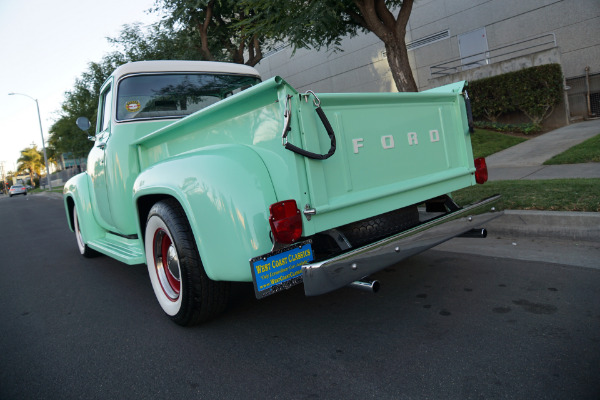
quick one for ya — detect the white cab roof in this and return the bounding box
[112,60,261,80]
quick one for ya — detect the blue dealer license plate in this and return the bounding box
[250,241,313,299]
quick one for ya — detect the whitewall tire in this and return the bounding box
[73,207,98,258]
[144,199,229,326]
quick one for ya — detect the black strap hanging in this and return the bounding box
[463,90,475,134]
[282,92,336,160]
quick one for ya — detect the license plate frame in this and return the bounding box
[250,240,313,299]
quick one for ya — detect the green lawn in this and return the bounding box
[543,134,600,165]
[463,130,599,212]
[452,179,600,212]
[470,129,527,159]
[30,186,64,194]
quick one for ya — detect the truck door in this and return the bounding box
[86,82,114,229]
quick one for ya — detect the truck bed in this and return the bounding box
[135,77,476,237]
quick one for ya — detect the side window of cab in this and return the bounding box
[98,84,113,134]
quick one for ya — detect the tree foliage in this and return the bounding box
[49,23,204,166]
[239,0,417,91]
[151,0,271,66]
[49,53,125,161]
[2,170,15,192]
[17,146,45,186]
[107,22,204,61]
[149,0,418,90]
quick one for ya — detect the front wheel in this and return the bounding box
[145,199,229,326]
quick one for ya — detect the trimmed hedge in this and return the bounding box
[469,64,563,127]
[474,121,542,135]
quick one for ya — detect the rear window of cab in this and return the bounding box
[116,73,261,122]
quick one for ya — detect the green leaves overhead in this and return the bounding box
[151,0,417,91]
[107,22,204,62]
[239,0,406,49]
[237,0,417,91]
[152,0,270,66]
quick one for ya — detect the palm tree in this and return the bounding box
[17,146,44,188]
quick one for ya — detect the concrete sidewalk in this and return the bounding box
[486,118,600,181]
[478,119,600,241]
[488,162,600,180]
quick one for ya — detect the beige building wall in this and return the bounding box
[256,33,397,93]
[255,0,600,92]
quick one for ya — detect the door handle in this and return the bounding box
[97,142,106,150]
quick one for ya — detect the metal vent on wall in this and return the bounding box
[262,43,289,59]
[407,30,450,51]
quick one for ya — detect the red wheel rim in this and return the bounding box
[153,228,181,301]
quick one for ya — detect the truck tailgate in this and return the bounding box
[292,82,475,232]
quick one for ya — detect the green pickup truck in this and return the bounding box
[64,60,500,326]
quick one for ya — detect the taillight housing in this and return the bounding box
[269,200,303,244]
[474,157,488,184]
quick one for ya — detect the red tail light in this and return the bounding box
[474,157,488,184]
[269,200,302,244]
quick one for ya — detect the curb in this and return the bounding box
[36,191,63,199]
[485,210,600,241]
[3,194,597,241]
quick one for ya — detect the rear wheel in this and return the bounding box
[73,207,99,258]
[145,199,229,326]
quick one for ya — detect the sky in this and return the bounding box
[0,0,161,174]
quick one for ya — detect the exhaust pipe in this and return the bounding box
[458,228,487,238]
[348,279,381,293]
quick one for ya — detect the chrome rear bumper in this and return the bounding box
[302,195,502,296]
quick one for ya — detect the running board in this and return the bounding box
[88,233,145,265]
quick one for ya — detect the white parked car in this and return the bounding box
[9,185,27,197]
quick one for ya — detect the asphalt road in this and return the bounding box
[1,193,599,399]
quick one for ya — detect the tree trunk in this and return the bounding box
[384,37,418,92]
[245,36,263,67]
[354,0,418,92]
[198,1,215,61]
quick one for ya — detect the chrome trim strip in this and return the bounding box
[302,195,502,296]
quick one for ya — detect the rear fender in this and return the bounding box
[133,145,277,282]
